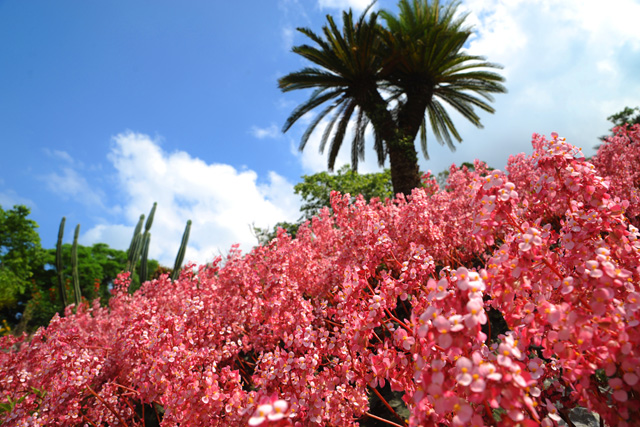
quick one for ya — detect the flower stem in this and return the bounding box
[85,384,130,427]
[368,386,408,427]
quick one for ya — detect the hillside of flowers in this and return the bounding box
[2,126,640,426]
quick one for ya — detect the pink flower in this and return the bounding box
[455,357,473,386]
[249,399,290,425]
[609,378,628,402]
[465,298,487,327]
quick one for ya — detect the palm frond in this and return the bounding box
[319,102,348,154]
[427,99,462,151]
[328,100,357,170]
[298,99,341,151]
[352,107,368,169]
[282,87,344,133]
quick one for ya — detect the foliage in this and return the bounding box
[0,205,44,318]
[596,106,640,148]
[252,221,301,248]
[296,165,394,220]
[608,106,640,130]
[279,0,506,195]
[2,130,640,426]
[18,243,159,332]
[434,161,485,189]
[253,166,393,246]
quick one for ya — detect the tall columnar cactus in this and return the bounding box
[139,232,151,283]
[139,203,156,282]
[126,214,145,273]
[71,224,81,306]
[56,217,68,311]
[144,202,157,234]
[171,220,191,281]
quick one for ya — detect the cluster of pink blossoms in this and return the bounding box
[1,126,639,426]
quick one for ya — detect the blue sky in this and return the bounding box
[1,0,639,266]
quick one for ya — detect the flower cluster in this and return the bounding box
[1,130,639,426]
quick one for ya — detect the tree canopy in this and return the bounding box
[295,165,394,220]
[608,106,640,129]
[18,243,160,332]
[0,205,44,312]
[253,167,394,246]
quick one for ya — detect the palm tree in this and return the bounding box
[279,5,387,172]
[279,0,506,196]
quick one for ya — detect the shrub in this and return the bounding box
[1,127,639,426]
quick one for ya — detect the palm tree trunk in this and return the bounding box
[357,87,423,196]
[387,137,422,196]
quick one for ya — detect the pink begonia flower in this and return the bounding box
[560,276,574,294]
[467,277,485,295]
[585,260,603,278]
[522,302,535,324]
[545,399,562,422]
[478,362,502,382]
[427,383,452,414]
[498,181,518,201]
[448,314,465,332]
[395,328,415,350]
[455,357,473,386]
[452,401,473,426]
[542,303,561,325]
[433,315,453,348]
[249,404,275,426]
[249,399,290,425]
[480,195,496,212]
[456,267,470,290]
[470,414,486,427]
[434,277,449,300]
[465,298,487,328]
[609,378,628,402]
[469,371,486,393]
[482,170,504,190]
[528,358,545,380]
[268,400,288,421]
[431,359,446,385]
[624,372,638,386]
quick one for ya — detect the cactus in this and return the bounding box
[144,202,157,234]
[125,203,158,280]
[170,220,191,281]
[139,232,151,283]
[56,217,68,311]
[139,203,156,282]
[126,214,145,273]
[71,224,81,306]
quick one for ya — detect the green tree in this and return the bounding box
[253,166,393,245]
[20,243,159,332]
[596,106,640,149]
[295,165,393,220]
[608,106,640,129]
[0,205,44,313]
[279,0,506,196]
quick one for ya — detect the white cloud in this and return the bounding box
[43,167,106,209]
[317,0,373,11]
[282,26,295,50]
[43,148,74,164]
[83,132,301,266]
[80,223,133,252]
[411,0,640,172]
[250,123,280,139]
